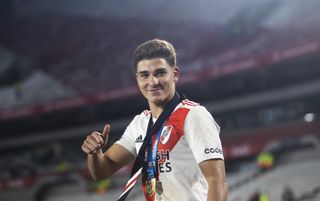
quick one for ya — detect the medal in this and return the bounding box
[146,178,156,196]
[143,120,166,200]
[156,180,163,195]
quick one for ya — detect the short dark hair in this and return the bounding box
[132,39,177,69]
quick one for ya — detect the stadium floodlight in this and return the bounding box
[304,112,315,122]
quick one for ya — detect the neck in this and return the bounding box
[149,91,176,118]
[149,103,164,119]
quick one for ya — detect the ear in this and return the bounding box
[134,72,137,82]
[173,66,180,82]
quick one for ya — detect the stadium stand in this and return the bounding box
[0,70,77,108]
[1,0,320,201]
[230,154,320,201]
[1,0,320,101]
[1,137,318,201]
[0,48,15,76]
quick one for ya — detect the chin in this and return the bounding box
[149,97,164,104]
[148,95,166,104]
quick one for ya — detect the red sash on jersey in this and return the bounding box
[141,107,190,201]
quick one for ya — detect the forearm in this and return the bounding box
[87,150,111,180]
[207,179,228,201]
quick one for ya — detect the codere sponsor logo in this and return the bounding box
[204,147,223,154]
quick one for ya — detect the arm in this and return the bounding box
[88,144,135,180]
[184,105,228,200]
[199,159,228,201]
[82,124,135,180]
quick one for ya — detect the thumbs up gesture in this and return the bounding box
[82,124,110,155]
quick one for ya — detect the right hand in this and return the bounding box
[82,124,110,155]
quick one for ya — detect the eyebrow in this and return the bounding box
[137,70,149,75]
[137,67,168,74]
[155,68,167,72]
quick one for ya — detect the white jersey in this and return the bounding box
[116,99,224,201]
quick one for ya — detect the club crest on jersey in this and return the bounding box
[160,125,173,144]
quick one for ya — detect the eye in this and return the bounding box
[139,72,149,79]
[155,70,167,77]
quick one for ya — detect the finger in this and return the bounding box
[82,143,96,154]
[101,124,111,141]
[81,143,89,154]
[91,132,104,145]
[86,135,103,149]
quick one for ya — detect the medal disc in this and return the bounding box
[146,178,156,196]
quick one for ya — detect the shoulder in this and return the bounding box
[181,100,219,129]
[128,110,151,126]
[142,110,151,116]
[180,99,209,115]
[172,99,202,119]
[177,99,215,124]
[181,99,200,108]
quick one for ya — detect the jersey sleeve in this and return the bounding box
[115,116,139,157]
[184,105,224,163]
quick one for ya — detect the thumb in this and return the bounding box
[101,124,110,141]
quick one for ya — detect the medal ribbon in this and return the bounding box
[146,123,165,180]
[142,122,166,201]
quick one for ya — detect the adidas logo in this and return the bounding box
[135,135,144,143]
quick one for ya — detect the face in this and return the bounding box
[136,58,179,107]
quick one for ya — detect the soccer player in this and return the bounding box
[81,39,228,201]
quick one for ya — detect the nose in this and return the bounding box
[150,75,159,85]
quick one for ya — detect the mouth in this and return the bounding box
[147,88,162,92]
[146,89,162,96]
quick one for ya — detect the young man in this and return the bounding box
[81,39,228,201]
